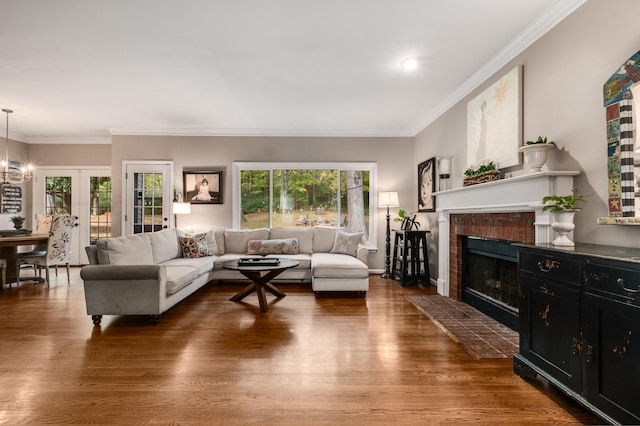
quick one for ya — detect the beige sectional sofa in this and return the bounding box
[81,226,369,325]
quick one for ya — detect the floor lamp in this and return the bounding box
[172,191,191,228]
[379,191,399,278]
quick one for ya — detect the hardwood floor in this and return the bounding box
[0,269,600,425]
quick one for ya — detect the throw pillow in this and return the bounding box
[180,233,212,258]
[330,230,363,257]
[247,238,299,255]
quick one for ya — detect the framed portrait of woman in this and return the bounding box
[418,158,435,212]
[183,170,223,204]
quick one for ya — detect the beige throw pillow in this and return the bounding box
[247,238,299,255]
[330,230,363,257]
[180,233,212,258]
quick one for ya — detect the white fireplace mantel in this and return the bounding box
[435,171,580,296]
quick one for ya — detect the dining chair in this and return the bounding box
[16,214,77,286]
[16,214,53,277]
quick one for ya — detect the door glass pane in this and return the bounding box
[45,176,72,214]
[132,172,164,233]
[89,176,112,244]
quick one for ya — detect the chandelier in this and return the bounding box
[2,108,33,185]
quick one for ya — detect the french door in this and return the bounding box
[33,168,112,265]
[123,161,173,235]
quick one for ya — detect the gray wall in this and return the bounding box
[414,0,640,281]
[110,135,413,270]
[29,144,111,167]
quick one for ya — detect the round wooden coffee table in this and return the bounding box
[223,258,299,313]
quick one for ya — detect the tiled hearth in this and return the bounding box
[436,171,579,298]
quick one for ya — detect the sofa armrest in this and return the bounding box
[80,264,165,281]
[81,265,167,316]
[356,244,369,265]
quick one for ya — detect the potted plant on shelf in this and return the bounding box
[394,209,420,230]
[542,188,587,247]
[10,215,25,230]
[519,136,556,172]
[463,160,499,186]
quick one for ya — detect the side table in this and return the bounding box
[391,230,430,287]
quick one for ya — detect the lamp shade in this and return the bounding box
[173,202,191,215]
[378,191,399,208]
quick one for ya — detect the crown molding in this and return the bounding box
[107,127,414,138]
[26,136,112,144]
[411,0,587,136]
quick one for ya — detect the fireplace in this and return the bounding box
[463,236,519,331]
[436,171,579,299]
[434,172,580,327]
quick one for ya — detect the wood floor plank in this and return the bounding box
[0,269,600,425]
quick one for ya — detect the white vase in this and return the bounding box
[519,143,556,172]
[551,210,576,246]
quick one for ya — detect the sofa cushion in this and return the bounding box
[179,226,225,254]
[164,266,199,295]
[269,228,313,254]
[330,230,364,257]
[224,228,269,253]
[247,238,299,255]
[313,227,336,253]
[96,233,153,265]
[163,256,215,275]
[180,233,212,258]
[312,253,369,278]
[149,228,182,264]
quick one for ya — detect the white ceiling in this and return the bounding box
[0,0,586,143]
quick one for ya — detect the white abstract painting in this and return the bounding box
[467,66,522,170]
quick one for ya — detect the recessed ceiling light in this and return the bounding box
[400,57,418,71]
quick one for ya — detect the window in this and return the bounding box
[89,176,112,244]
[234,162,377,245]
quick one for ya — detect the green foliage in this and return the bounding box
[240,169,370,215]
[464,160,497,177]
[526,136,552,145]
[542,188,587,212]
[393,209,420,227]
[10,215,24,223]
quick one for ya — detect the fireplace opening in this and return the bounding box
[462,236,519,331]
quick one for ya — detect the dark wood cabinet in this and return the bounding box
[514,244,640,425]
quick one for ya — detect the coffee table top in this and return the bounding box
[223,258,299,271]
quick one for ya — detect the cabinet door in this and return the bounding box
[584,293,640,424]
[519,274,582,392]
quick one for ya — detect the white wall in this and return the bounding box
[414,0,640,273]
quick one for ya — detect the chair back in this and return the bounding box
[47,215,77,264]
[34,214,53,235]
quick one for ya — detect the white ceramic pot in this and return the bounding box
[551,210,576,246]
[519,143,556,172]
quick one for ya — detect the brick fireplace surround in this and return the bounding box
[448,212,535,300]
[435,171,579,298]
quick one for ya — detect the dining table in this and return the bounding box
[0,233,49,285]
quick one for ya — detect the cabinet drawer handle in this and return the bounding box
[571,338,581,356]
[585,345,594,363]
[616,278,640,293]
[537,260,559,273]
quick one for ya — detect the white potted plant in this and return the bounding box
[542,188,586,247]
[519,136,556,172]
